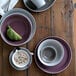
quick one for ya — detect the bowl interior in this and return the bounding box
[1,13,32,46]
[12,49,30,68]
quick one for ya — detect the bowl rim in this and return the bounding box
[9,47,32,70]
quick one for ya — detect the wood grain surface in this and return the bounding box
[0,0,75,76]
[73,0,76,75]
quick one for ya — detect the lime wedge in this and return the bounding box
[7,26,22,41]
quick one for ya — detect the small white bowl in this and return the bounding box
[9,47,33,70]
[12,49,30,68]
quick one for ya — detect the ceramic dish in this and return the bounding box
[0,8,36,46]
[9,47,32,70]
[23,0,56,12]
[34,37,72,74]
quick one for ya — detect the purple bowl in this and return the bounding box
[34,37,72,74]
[0,9,36,46]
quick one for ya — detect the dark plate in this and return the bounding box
[34,37,72,74]
[23,0,56,12]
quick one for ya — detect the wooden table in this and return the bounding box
[0,0,75,76]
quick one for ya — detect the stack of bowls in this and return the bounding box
[34,37,72,74]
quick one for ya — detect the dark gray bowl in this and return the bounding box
[34,36,72,74]
[23,0,56,12]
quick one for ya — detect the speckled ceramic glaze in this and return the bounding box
[9,47,32,70]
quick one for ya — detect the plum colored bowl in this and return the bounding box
[0,8,36,46]
[34,36,72,74]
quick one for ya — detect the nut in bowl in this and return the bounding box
[0,8,36,46]
[9,47,33,70]
[34,37,72,74]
